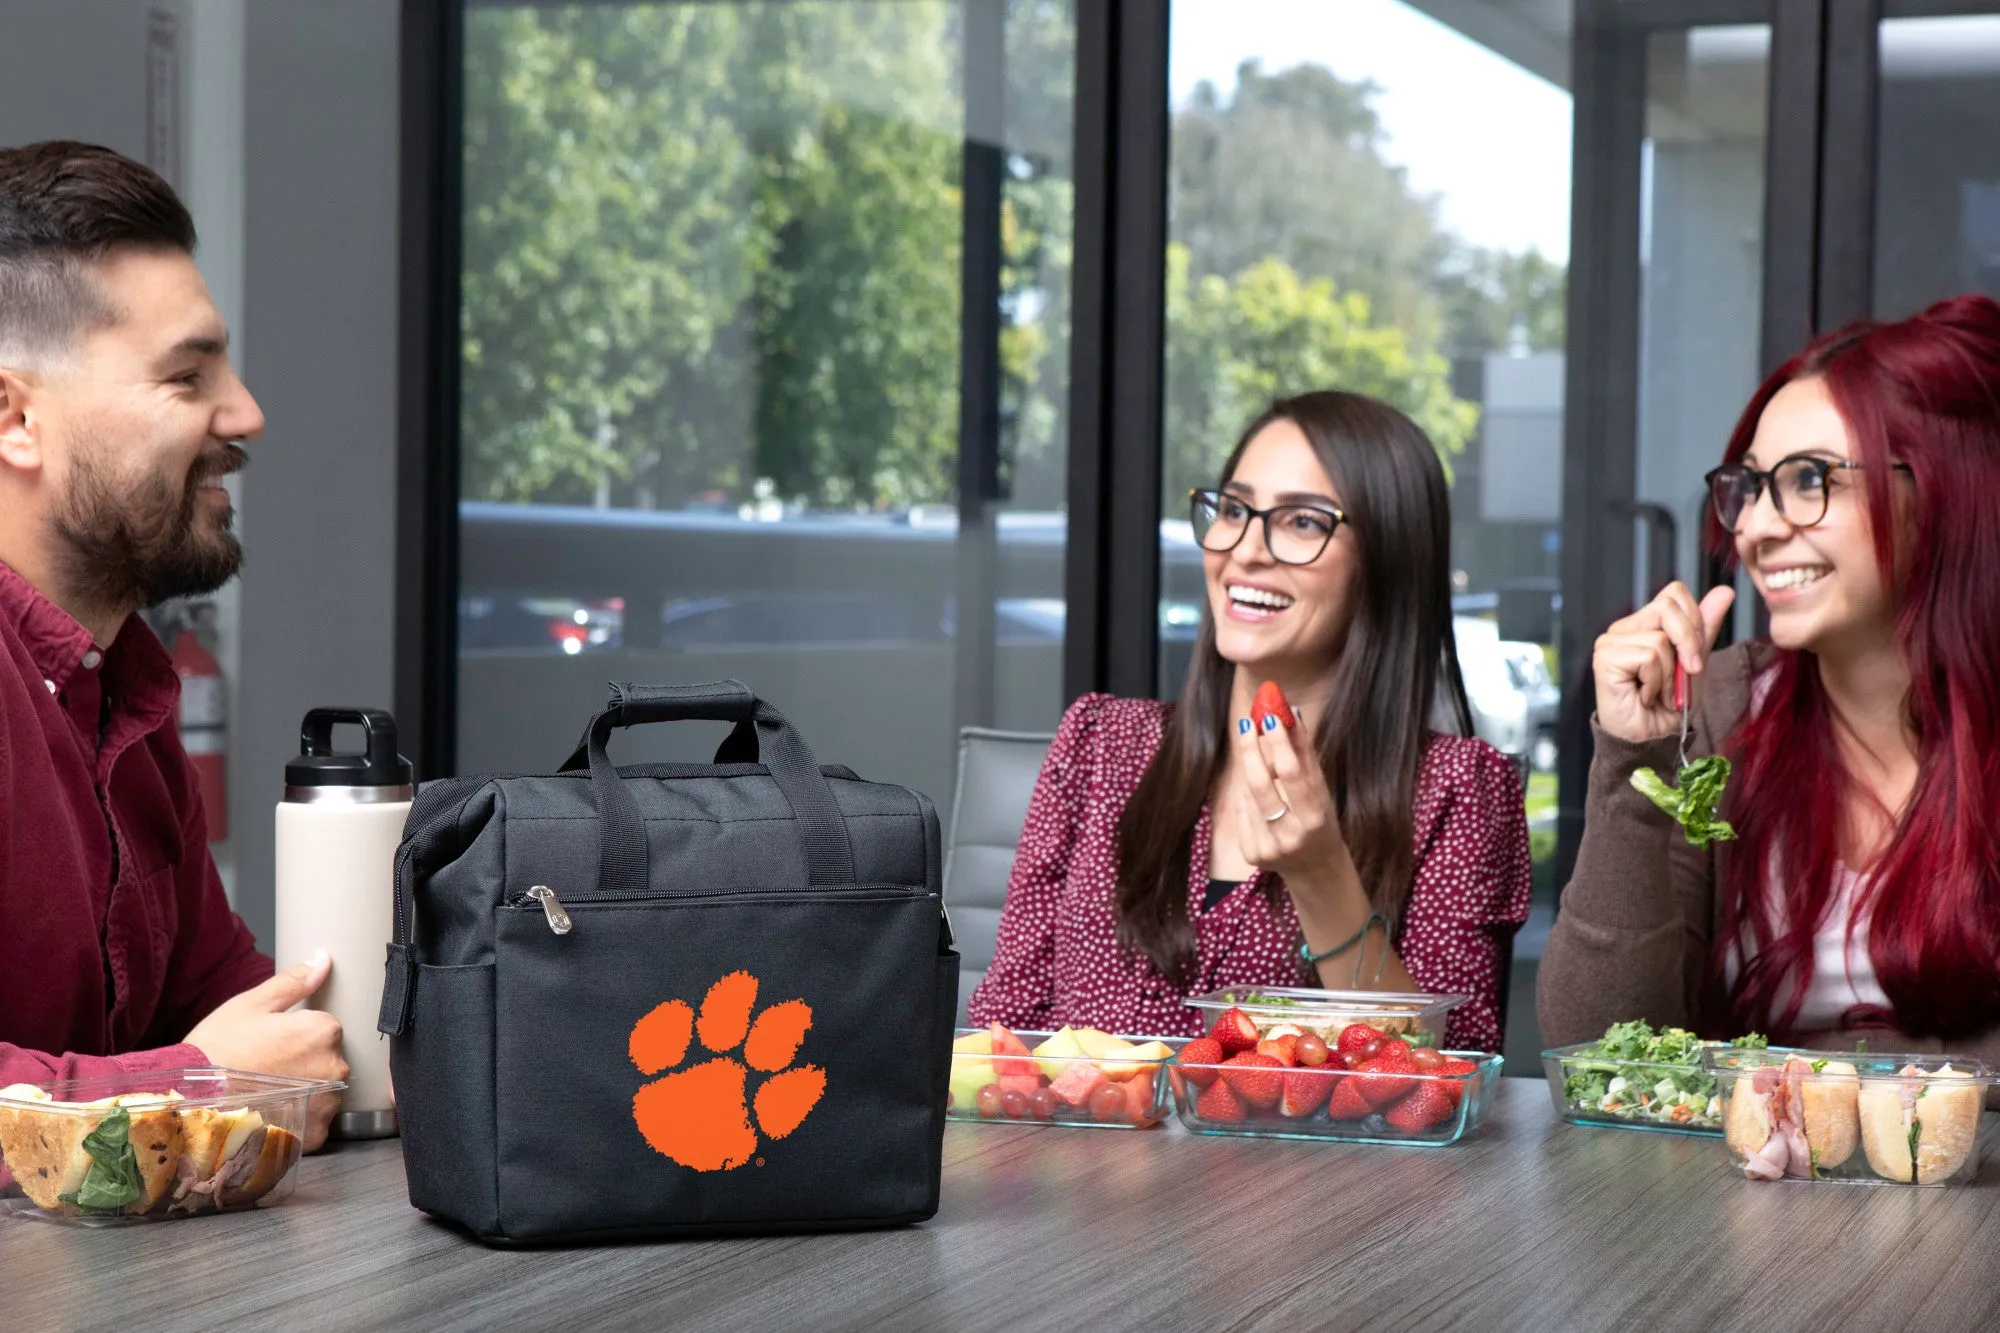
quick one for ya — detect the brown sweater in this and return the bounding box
[1537,640,2000,1088]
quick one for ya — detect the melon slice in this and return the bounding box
[1101,1040,1174,1081]
[1032,1027,1088,1081]
[947,1031,997,1108]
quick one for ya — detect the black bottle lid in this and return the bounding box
[285,707,413,789]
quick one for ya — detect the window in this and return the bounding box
[454,1,1076,820]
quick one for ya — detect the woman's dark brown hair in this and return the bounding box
[1114,391,1473,986]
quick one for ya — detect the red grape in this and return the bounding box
[1088,1083,1127,1120]
[975,1084,1004,1118]
[1001,1089,1030,1119]
[1410,1047,1443,1071]
[1030,1087,1059,1120]
[1294,1033,1329,1067]
[1362,1036,1386,1058]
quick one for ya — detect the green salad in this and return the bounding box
[1558,1020,1768,1130]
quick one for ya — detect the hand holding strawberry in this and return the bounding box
[1233,681,1353,894]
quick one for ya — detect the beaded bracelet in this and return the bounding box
[1297,910,1390,986]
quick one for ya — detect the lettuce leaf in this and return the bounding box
[56,1105,144,1215]
[1630,756,1738,849]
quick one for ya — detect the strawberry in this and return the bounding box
[1278,1067,1332,1117]
[1355,1055,1417,1108]
[1325,1075,1372,1121]
[1434,1057,1480,1108]
[1195,1077,1246,1122]
[1375,1039,1415,1069]
[1384,1082,1456,1132]
[1211,1007,1261,1054]
[1336,1023,1383,1057]
[1220,1052,1285,1110]
[1255,1034,1299,1067]
[1176,1037,1225,1089]
[1252,680,1296,731]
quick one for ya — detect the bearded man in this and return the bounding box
[0,142,345,1148]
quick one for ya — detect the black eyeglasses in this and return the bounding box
[1189,489,1347,565]
[1704,454,1912,532]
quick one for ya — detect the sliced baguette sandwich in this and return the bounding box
[1722,1055,1860,1179]
[1858,1065,1982,1184]
[0,1088,186,1214]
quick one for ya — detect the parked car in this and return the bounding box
[1454,616,1559,770]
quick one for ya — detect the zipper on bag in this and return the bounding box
[507,884,938,937]
[523,885,573,935]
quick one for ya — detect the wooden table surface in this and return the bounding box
[5,1078,1998,1332]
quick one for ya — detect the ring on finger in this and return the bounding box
[1264,804,1290,823]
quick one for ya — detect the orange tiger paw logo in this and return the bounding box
[629,971,826,1172]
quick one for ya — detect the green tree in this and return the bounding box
[1172,61,1454,347]
[1437,246,1568,355]
[459,2,1079,514]
[1164,245,1478,503]
[459,7,755,504]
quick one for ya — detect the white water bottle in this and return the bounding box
[275,708,413,1139]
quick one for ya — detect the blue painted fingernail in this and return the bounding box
[1263,714,1279,732]
[1238,717,1251,735]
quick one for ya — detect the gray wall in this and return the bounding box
[0,2,153,150]
[235,0,401,948]
[0,1,402,952]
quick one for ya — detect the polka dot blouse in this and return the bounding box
[965,693,1533,1052]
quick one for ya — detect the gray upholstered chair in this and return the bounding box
[942,727,1053,1023]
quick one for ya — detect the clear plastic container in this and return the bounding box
[1702,1048,1994,1185]
[1168,1049,1501,1146]
[1183,986,1467,1051]
[0,1067,344,1225]
[1541,1041,1800,1135]
[947,1027,1183,1129]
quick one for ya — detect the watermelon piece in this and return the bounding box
[1048,1060,1109,1107]
[989,1023,1042,1096]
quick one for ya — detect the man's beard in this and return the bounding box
[48,436,248,614]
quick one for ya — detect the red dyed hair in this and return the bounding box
[1705,294,2000,1040]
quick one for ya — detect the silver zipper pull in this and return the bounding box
[525,885,572,935]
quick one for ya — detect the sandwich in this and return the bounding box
[1722,1055,1860,1180]
[1858,1064,1982,1185]
[0,1085,300,1217]
[169,1107,301,1214]
[0,1087,185,1214]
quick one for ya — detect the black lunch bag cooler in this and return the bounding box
[377,681,959,1244]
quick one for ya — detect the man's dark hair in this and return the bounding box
[0,141,197,365]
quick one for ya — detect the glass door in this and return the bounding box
[1873,5,2000,316]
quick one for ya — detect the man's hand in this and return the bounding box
[184,952,348,1151]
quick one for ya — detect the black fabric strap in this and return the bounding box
[566,680,857,896]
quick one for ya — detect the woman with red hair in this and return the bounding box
[1540,294,2000,1060]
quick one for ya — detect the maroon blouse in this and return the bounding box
[965,693,1533,1051]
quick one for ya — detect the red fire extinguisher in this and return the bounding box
[171,621,229,843]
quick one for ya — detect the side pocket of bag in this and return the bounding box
[393,963,499,1238]
[921,946,961,1219]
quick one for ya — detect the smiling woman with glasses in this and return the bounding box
[968,391,1532,1053]
[1542,294,2000,1067]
